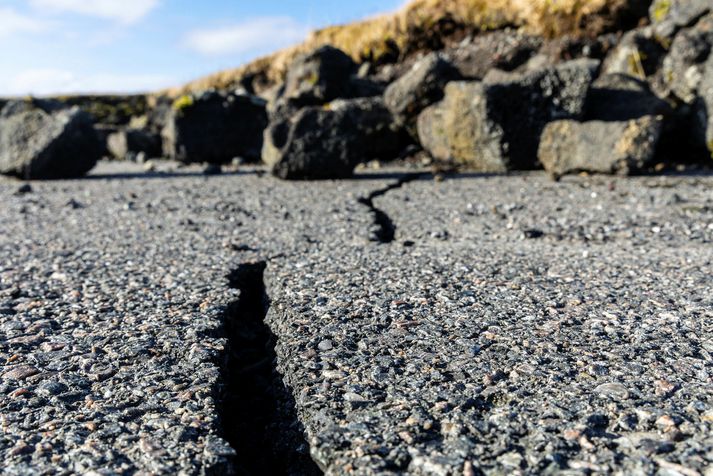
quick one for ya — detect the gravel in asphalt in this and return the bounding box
[1,162,711,475]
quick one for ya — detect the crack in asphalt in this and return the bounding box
[220,261,322,476]
[214,174,425,472]
[358,173,425,244]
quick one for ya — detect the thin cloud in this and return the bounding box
[2,68,175,96]
[0,7,49,38]
[183,16,310,57]
[29,0,160,24]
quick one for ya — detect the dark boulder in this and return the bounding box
[162,91,268,164]
[657,14,713,103]
[384,52,461,138]
[282,46,356,106]
[695,53,713,156]
[145,96,173,135]
[107,128,162,160]
[539,117,663,178]
[0,102,101,179]
[418,59,598,171]
[586,74,671,121]
[263,97,404,180]
[651,13,713,159]
[269,46,358,120]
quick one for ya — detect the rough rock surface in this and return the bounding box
[269,46,358,119]
[444,31,542,79]
[585,73,671,121]
[384,52,460,137]
[538,117,664,178]
[107,128,162,160]
[418,59,598,170]
[0,162,711,475]
[650,0,712,39]
[658,13,713,104]
[162,91,267,164]
[602,27,665,79]
[0,104,101,180]
[263,97,403,180]
[696,54,713,154]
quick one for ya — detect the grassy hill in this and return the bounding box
[167,0,649,97]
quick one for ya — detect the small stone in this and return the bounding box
[595,382,630,400]
[343,392,368,403]
[317,340,333,351]
[37,381,67,397]
[2,365,39,381]
[14,184,32,195]
[398,431,414,444]
[65,198,84,209]
[522,229,545,239]
[656,415,677,428]
[497,451,523,468]
[655,379,676,395]
[9,388,30,398]
[9,441,31,456]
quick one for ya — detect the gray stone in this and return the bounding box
[650,0,712,39]
[162,91,267,164]
[538,117,663,178]
[695,53,713,155]
[263,97,403,180]
[602,27,666,79]
[107,128,162,160]
[0,104,101,179]
[417,59,598,171]
[658,14,713,103]
[444,31,542,79]
[384,52,460,137]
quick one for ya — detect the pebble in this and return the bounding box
[595,382,630,400]
[2,366,39,381]
[317,339,333,351]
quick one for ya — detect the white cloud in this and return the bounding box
[29,0,160,24]
[0,7,49,38]
[1,68,175,96]
[183,16,310,57]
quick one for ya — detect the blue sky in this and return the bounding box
[0,0,403,96]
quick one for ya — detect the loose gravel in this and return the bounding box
[1,162,711,475]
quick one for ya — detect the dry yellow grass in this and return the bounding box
[165,0,642,97]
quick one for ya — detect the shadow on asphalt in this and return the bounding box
[79,167,713,183]
[84,170,264,181]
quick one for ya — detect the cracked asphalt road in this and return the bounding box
[1,162,711,475]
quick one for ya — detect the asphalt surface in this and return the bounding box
[0,162,711,475]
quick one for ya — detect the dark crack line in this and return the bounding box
[219,261,322,476]
[358,173,425,244]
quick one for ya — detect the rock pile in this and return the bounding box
[251,4,713,179]
[2,4,713,180]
